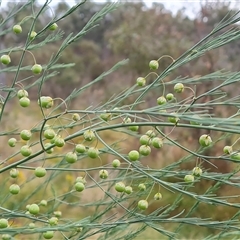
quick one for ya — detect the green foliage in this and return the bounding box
[1,1,240,240]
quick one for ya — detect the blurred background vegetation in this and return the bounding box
[1,0,240,239]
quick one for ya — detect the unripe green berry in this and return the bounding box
[138,183,146,191]
[20,129,32,141]
[35,167,46,178]
[168,113,179,124]
[154,192,162,200]
[10,168,19,178]
[31,64,42,74]
[43,231,54,239]
[40,200,48,206]
[1,55,11,65]
[53,211,62,218]
[29,31,37,40]
[139,145,151,156]
[44,143,54,154]
[44,128,55,139]
[29,223,35,229]
[38,96,54,109]
[8,138,17,147]
[72,113,80,122]
[19,97,30,107]
[49,23,58,31]
[190,114,202,125]
[65,152,78,164]
[115,182,125,192]
[100,112,111,121]
[2,234,11,240]
[124,186,133,194]
[87,147,99,159]
[140,135,152,145]
[192,167,203,176]
[9,184,20,194]
[13,24,22,34]
[123,117,132,124]
[149,60,159,70]
[112,159,121,168]
[199,134,212,147]
[230,152,240,161]
[75,144,86,154]
[223,145,233,154]
[138,199,148,210]
[136,77,146,87]
[157,96,167,105]
[48,217,58,226]
[99,169,108,179]
[174,83,184,93]
[74,182,85,192]
[83,130,95,141]
[20,145,32,157]
[152,137,163,148]
[128,150,140,161]
[17,89,28,99]
[29,204,40,215]
[129,124,139,131]
[146,130,156,138]
[184,174,194,183]
[54,136,65,147]
[166,93,174,101]
[0,218,8,228]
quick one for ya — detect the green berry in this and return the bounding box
[53,211,62,218]
[17,89,28,99]
[146,130,156,138]
[20,145,32,157]
[29,31,37,40]
[140,135,152,145]
[168,113,179,124]
[83,130,95,141]
[49,23,58,31]
[29,204,40,215]
[112,159,121,168]
[43,231,54,239]
[10,168,19,178]
[190,114,202,125]
[115,182,125,192]
[184,174,194,183]
[174,83,184,93]
[87,147,99,159]
[31,64,42,74]
[166,93,174,101]
[223,145,232,154]
[154,192,162,200]
[75,144,86,154]
[44,143,54,154]
[29,223,35,229]
[157,96,167,105]
[74,182,85,192]
[13,24,22,34]
[123,117,131,124]
[54,136,65,147]
[34,167,46,178]
[230,152,240,161]
[40,200,47,206]
[138,199,148,210]
[129,124,139,131]
[26,205,30,210]
[19,97,30,107]
[8,138,17,147]
[152,137,163,148]
[99,169,108,179]
[138,183,146,191]
[44,128,55,139]
[2,234,11,240]
[38,96,54,108]
[128,150,140,161]
[72,113,80,122]
[192,167,203,176]
[0,218,8,228]
[136,77,146,87]
[1,55,11,65]
[48,217,58,226]
[139,145,151,156]
[20,129,32,141]
[124,186,133,194]
[199,134,212,147]
[65,152,78,164]
[100,112,111,121]
[149,60,159,70]
[9,184,20,194]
